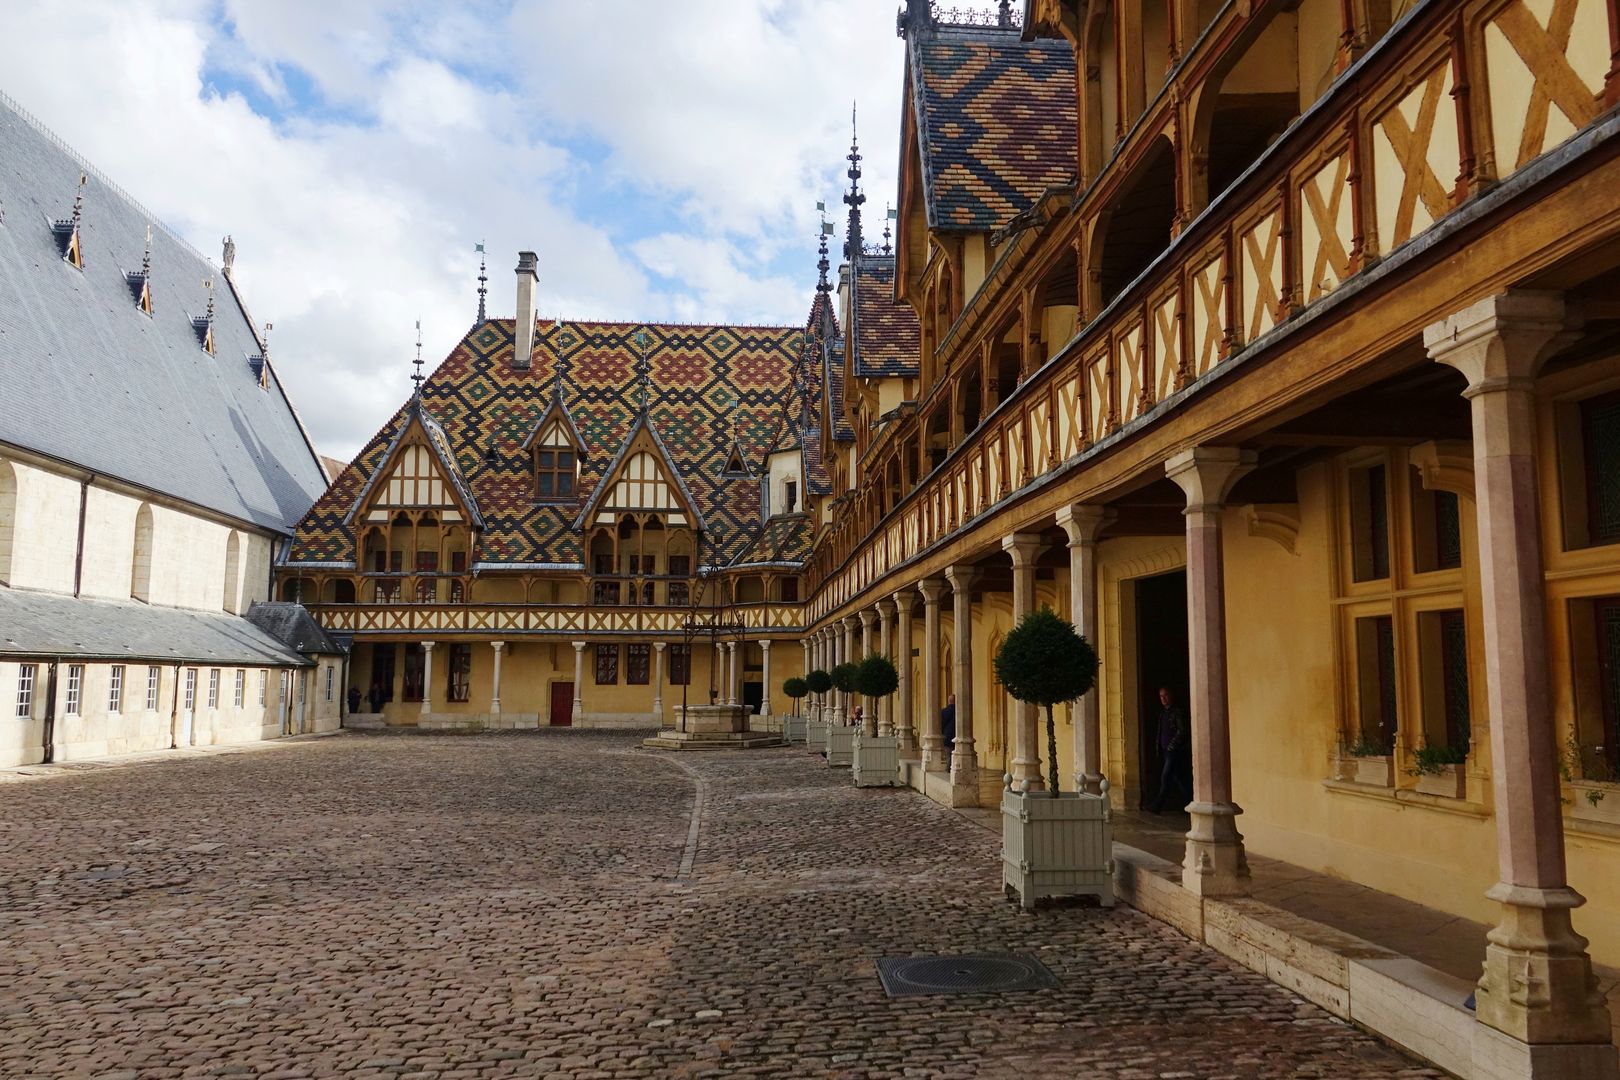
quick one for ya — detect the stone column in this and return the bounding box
[876,600,895,737]
[858,609,877,735]
[1057,505,1114,795]
[919,579,948,771]
[652,641,665,719]
[843,615,859,724]
[489,641,505,716]
[1426,292,1615,1058]
[800,637,810,716]
[726,642,738,706]
[944,565,979,791]
[1166,447,1255,898]
[893,590,917,755]
[571,641,585,718]
[760,640,772,717]
[1002,533,1044,791]
[420,641,435,716]
[828,629,844,726]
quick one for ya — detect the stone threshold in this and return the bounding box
[945,801,1618,1079]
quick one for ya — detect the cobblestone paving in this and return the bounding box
[0,732,1445,1079]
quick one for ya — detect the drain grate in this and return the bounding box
[876,953,1059,997]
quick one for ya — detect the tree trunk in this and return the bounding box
[1046,703,1060,795]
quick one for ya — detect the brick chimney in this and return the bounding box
[514,251,538,370]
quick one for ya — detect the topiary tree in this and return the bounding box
[830,662,859,724]
[806,669,832,713]
[993,606,1099,795]
[783,676,809,717]
[853,653,899,714]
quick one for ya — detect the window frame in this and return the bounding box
[235,669,246,709]
[447,644,472,703]
[594,643,620,685]
[147,666,161,712]
[626,643,651,685]
[207,668,220,710]
[16,663,35,719]
[108,664,124,714]
[65,664,83,716]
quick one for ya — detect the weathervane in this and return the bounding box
[475,241,488,325]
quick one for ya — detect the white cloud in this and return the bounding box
[0,0,919,460]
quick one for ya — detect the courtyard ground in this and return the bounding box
[0,731,1444,1079]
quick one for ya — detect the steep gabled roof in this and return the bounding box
[732,512,815,568]
[574,409,707,532]
[344,399,484,531]
[0,93,328,533]
[287,319,801,568]
[907,24,1076,231]
[851,254,921,378]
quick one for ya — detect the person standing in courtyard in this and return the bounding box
[367,681,386,714]
[941,692,956,752]
[347,685,361,716]
[1148,686,1191,813]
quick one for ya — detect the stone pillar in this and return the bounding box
[893,590,917,755]
[828,628,845,726]
[858,609,877,735]
[1057,505,1114,795]
[944,565,979,791]
[1426,292,1616,1061]
[726,642,739,706]
[800,637,810,716]
[843,615,859,724]
[571,641,585,718]
[760,640,772,717]
[420,641,436,716]
[877,599,895,737]
[489,641,505,716]
[1166,447,1255,898]
[652,641,665,719]
[919,579,948,771]
[1002,533,1044,791]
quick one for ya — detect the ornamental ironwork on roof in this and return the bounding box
[287,319,803,569]
[907,21,1075,232]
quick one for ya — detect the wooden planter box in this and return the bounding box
[783,714,807,744]
[1002,787,1115,910]
[852,733,901,787]
[825,724,854,768]
[1342,754,1394,787]
[1413,763,1466,799]
[805,718,828,753]
[1568,782,1620,826]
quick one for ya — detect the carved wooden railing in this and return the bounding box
[306,602,806,636]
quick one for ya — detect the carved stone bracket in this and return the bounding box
[1409,439,1475,497]
[1242,503,1302,554]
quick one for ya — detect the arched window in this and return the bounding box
[0,458,16,586]
[222,530,242,613]
[132,504,154,602]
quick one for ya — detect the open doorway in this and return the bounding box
[1134,570,1190,810]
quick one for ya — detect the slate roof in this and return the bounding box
[850,255,921,378]
[908,24,1076,231]
[0,95,329,533]
[287,319,803,569]
[0,587,309,666]
[733,513,815,568]
[245,601,346,657]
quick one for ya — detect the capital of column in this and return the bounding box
[1057,504,1115,547]
[876,599,895,620]
[917,578,948,605]
[1423,290,1577,392]
[572,641,586,653]
[489,640,505,654]
[1001,532,1044,567]
[944,564,980,593]
[843,615,860,631]
[759,639,771,652]
[1165,447,1257,511]
[421,640,437,653]
[859,609,876,630]
[653,640,666,652]
[891,589,916,617]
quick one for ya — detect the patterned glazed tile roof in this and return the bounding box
[801,291,836,494]
[826,332,853,443]
[733,512,814,568]
[851,254,920,378]
[287,319,803,569]
[909,25,1076,231]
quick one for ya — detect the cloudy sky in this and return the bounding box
[0,0,923,460]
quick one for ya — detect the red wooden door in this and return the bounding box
[550,682,573,727]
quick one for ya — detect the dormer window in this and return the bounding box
[535,447,577,499]
[785,479,798,513]
[522,406,584,503]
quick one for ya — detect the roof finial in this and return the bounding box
[843,103,865,263]
[883,205,895,256]
[412,319,425,400]
[816,201,832,294]
[475,241,488,325]
[633,328,653,417]
[71,171,85,230]
[142,224,153,278]
[204,276,215,323]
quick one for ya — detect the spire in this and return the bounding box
[192,277,216,354]
[411,319,425,401]
[843,103,865,263]
[816,224,831,294]
[53,172,86,268]
[128,224,154,315]
[475,242,488,326]
[896,0,936,38]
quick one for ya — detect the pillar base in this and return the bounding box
[950,741,978,790]
[921,735,947,772]
[1475,884,1614,1048]
[1181,801,1250,898]
[1472,1019,1618,1080]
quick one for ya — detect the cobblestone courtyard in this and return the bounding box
[0,732,1442,1079]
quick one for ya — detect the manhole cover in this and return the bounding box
[876,953,1059,997]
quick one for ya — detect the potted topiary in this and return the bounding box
[826,662,860,767]
[1408,740,1468,799]
[851,654,902,787]
[782,677,809,744]
[804,669,832,753]
[994,607,1113,910]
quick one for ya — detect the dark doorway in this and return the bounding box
[743,680,763,715]
[550,681,574,727]
[1135,570,1190,810]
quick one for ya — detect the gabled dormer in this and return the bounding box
[346,401,483,532]
[51,172,87,270]
[520,391,585,502]
[576,413,703,533]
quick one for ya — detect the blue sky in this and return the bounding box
[0,0,927,458]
